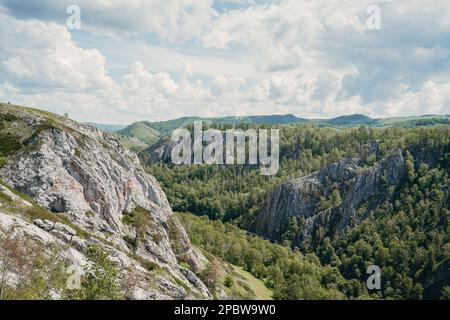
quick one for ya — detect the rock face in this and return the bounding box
[251,150,405,246]
[0,105,210,300]
[140,137,175,165]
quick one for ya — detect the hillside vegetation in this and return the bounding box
[110,113,450,149]
[149,123,450,299]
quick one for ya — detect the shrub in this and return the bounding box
[63,245,122,300]
[224,275,234,288]
[122,206,154,249]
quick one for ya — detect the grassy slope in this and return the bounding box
[194,245,273,300]
[215,259,273,300]
[117,135,149,152]
[117,121,161,147]
[226,265,273,300]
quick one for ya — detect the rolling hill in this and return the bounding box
[114,114,450,148]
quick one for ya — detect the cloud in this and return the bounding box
[0,0,449,124]
[202,30,232,49]
[211,75,246,96]
[0,10,116,91]
[0,0,218,43]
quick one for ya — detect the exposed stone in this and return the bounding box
[54,222,76,236]
[181,268,213,299]
[139,137,176,164]
[33,219,55,232]
[0,184,32,207]
[251,150,405,246]
[0,106,210,300]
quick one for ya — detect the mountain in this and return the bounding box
[143,114,307,134]
[0,103,211,300]
[215,114,307,125]
[83,122,127,132]
[324,114,376,126]
[118,114,307,146]
[142,117,205,135]
[142,122,450,299]
[250,148,405,245]
[117,121,161,145]
[117,114,450,150]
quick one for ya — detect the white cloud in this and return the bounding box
[0,0,449,123]
[211,75,245,96]
[1,0,218,43]
[0,10,116,91]
[202,30,232,49]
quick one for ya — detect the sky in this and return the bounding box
[0,0,449,124]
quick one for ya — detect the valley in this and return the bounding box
[1,102,449,300]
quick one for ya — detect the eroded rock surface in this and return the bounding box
[251,150,405,246]
[0,105,211,300]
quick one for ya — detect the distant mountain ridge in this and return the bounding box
[111,113,450,148]
[83,122,127,132]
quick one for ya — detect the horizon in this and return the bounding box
[90,112,449,126]
[2,101,449,126]
[64,110,450,126]
[0,1,449,124]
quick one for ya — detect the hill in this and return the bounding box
[117,121,161,145]
[144,122,450,300]
[116,114,450,149]
[0,103,362,301]
[324,114,376,126]
[83,122,127,132]
[0,103,211,300]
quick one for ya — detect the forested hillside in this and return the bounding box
[113,114,450,149]
[178,213,349,300]
[146,125,449,224]
[146,124,450,299]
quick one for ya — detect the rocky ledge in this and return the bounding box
[0,104,211,299]
[250,150,405,247]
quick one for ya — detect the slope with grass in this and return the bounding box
[117,121,161,145]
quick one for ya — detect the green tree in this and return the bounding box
[405,151,416,183]
[64,245,122,300]
[224,275,234,288]
[441,286,450,300]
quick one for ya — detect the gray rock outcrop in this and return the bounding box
[251,150,405,246]
[0,105,211,300]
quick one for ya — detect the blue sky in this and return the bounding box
[0,0,449,124]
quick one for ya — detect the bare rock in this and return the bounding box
[251,150,405,246]
[0,106,210,299]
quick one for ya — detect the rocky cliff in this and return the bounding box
[251,150,405,247]
[140,137,176,165]
[0,103,210,299]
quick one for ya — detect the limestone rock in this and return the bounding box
[251,150,405,246]
[0,106,210,300]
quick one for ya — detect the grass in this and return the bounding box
[0,156,6,168]
[122,206,152,226]
[216,259,273,300]
[85,211,95,218]
[0,135,22,156]
[0,181,89,239]
[117,122,160,146]
[118,136,148,153]
[0,190,13,203]
[125,251,162,273]
[231,266,273,300]
[24,205,89,239]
